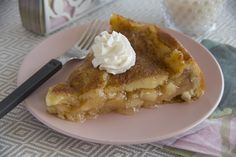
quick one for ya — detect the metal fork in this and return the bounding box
[0,20,106,118]
[57,20,105,64]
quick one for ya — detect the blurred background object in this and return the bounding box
[162,0,225,37]
[18,0,114,35]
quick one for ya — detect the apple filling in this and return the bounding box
[46,69,195,122]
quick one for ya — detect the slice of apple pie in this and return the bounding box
[46,14,205,122]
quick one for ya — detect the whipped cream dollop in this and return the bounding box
[91,31,136,75]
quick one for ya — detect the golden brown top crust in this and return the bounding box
[107,52,168,87]
[67,14,204,94]
[110,14,191,61]
[68,56,108,94]
[50,83,76,95]
[68,50,168,93]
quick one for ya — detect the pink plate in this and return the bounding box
[17,22,224,144]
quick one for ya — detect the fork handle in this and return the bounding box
[0,59,62,118]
